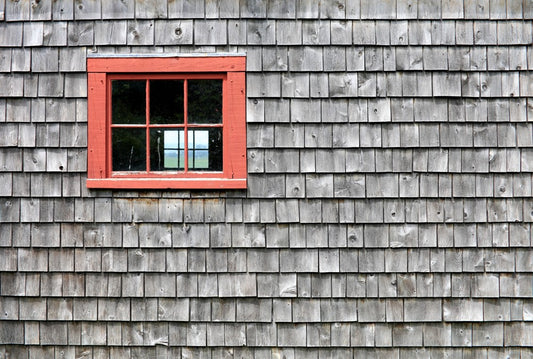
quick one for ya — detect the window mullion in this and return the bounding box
[146,79,151,172]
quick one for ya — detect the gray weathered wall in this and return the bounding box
[1,0,533,357]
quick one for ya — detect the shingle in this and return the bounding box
[226,20,246,44]
[499,72,519,97]
[472,322,504,346]
[68,21,94,46]
[218,273,257,296]
[7,49,27,74]
[281,73,310,98]
[0,23,21,48]
[464,0,490,19]
[474,21,497,44]
[144,273,176,297]
[498,21,532,45]
[329,20,351,44]
[182,200,204,223]
[167,0,203,18]
[409,21,432,45]
[134,0,167,18]
[315,149,345,173]
[58,47,87,72]
[0,321,24,344]
[417,0,440,18]
[318,249,340,273]
[329,73,357,97]
[99,0,134,18]
[74,0,101,19]
[247,73,280,97]
[37,73,64,97]
[194,20,227,45]
[487,46,508,70]
[276,20,302,45]
[0,74,23,97]
[288,46,323,71]
[94,20,128,44]
[352,21,375,44]
[303,20,330,45]
[277,324,306,346]
[23,22,44,47]
[247,19,275,44]
[4,0,29,21]
[126,20,154,45]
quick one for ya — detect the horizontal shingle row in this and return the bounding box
[2,197,532,222]
[1,346,533,359]
[2,297,533,322]
[2,247,533,273]
[3,46,533,74]
[2,272,532,298]
[2,19,533,48]
[0,125,87,149]
[1,196,533,220]
[0,173,531,199]
[249,124,533,147]
[251,151,533,174]
[1,222,532,248]
[3,45,533,72]
[0,73,86,97]
[249,98,533,123]
[249,173,533,198]
[2,321,533,348]
[2,0,533,21]
[6,70,533,99]
[248,71,533,97]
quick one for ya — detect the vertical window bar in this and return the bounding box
[146,80,151,172]
[184,79,188,172]
[191,131,195,168]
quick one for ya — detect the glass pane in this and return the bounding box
[150,80,184,124]
[112,80,146,124]
[112,128,146,171]
[187,80,222,124]
[150,128,184,171]
[187,128,222,171]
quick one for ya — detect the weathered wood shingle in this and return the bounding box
[1,0,533,356]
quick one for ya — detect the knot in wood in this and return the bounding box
[175,27,182,36]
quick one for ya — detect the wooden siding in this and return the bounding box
[1,0,533,357]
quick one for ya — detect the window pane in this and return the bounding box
[112,80,146,124]
[150,129,184,171]
[112,128,146,171]
[187,80,222,124]
[187,128,222,171]
[150,80,184,124]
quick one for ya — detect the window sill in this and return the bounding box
[86,178,246,190]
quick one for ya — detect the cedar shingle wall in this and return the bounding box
[1,0,533,357]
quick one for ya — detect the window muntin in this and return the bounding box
[109,76,223,174]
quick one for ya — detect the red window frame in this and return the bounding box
[87,56,246,189]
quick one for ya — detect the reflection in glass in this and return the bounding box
[150,129,184,171]
[187,129,222,171]
[188,80,222,124]
[112,80,146,124]
[112,128,146,171]
[150,80,184,124]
